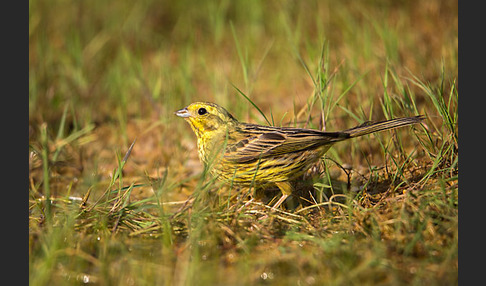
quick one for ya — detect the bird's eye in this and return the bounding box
[198,108,207,115]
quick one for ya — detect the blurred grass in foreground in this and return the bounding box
[29,0,457,285]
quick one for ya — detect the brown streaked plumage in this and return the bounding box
[176,102,424,209]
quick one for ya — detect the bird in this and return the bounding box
[175,102,424,209]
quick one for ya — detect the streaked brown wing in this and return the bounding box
[224,131,287,163]
[224,126,348,163]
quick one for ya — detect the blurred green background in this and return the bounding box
[29,0,457,124]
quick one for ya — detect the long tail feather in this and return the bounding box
[343,115,424,138]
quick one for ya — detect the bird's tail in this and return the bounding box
[343,115,424,138]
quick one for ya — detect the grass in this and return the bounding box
[29,0,457,285]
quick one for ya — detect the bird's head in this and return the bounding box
[175,102,238,138]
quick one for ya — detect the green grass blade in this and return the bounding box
[230,82,271,125]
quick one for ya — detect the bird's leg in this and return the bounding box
[272,181,293,210]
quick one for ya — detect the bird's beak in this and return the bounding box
[175,108,191,118]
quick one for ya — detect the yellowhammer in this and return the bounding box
[176,102,423,209]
